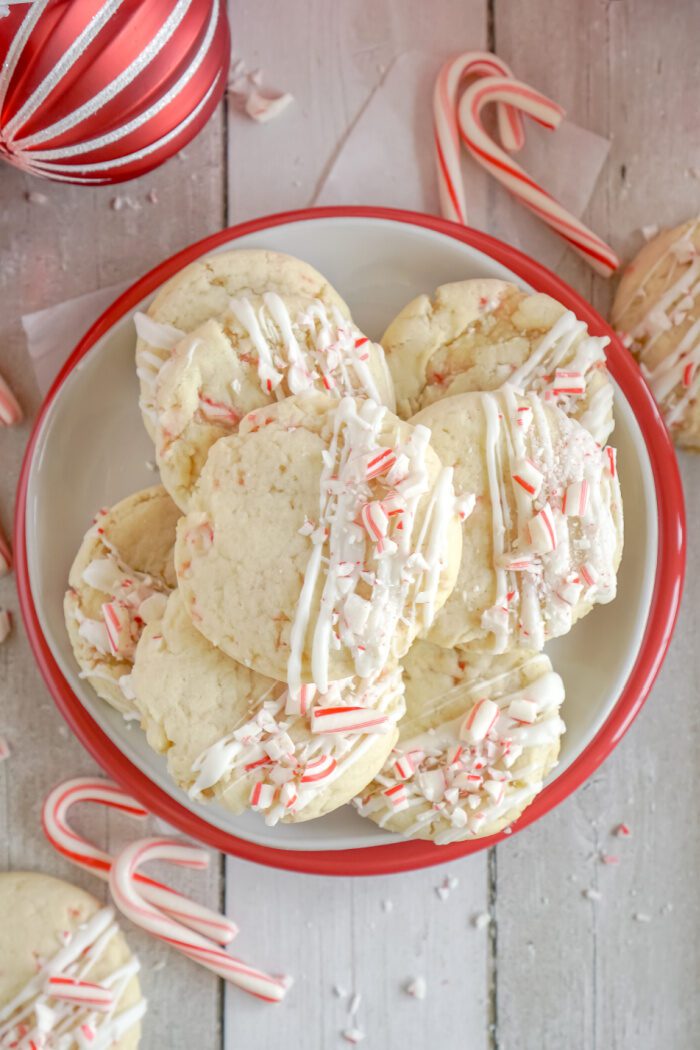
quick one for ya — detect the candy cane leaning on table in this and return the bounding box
[433,51,526,224]
[458,75,619,276]
[0,366,22,426]
[42,777,238,945]
[110,839,293,1003]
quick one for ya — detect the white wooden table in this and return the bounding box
[2,2,700,1047]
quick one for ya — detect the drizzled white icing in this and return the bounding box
[190,668,404,825]
[0,907,146,1050]
[227,293,387,402]
[69,512,170,700]
[616,222,700,434]
[134,311,186,424]
[286,397,458,693]
[355,655,565,844]
[478,389,620,651]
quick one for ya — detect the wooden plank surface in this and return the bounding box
[494,2,700,1048]
[1,0,699,1048]
[0,114,227,1046]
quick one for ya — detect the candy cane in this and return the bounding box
[109,839,292,1003]
[458,76,619,276]
[434,51,526,224]
[0,368,22,426]
[42,778,237,945]
[0,518,12,576]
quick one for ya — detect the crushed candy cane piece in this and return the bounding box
[341,1027,365,1044]
[405,976,427,999]
[0,736,10,761]
[245,88,294,123]
[472,912,492,929]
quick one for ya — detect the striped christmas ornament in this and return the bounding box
[0,0,230,184]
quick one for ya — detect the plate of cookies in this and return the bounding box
[15,207,685,875]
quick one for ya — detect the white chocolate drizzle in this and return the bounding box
[227,293,387,403]
[616,221,700,432]
[478,389,620,651]
[69,512,171,700]
[134,311,186,424]
[286,397,458,693]
[355,657,565,843]
[0,907,146,1049]
[190,668,405,824]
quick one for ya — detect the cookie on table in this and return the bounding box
[355,640,565,843]
[382,279,614,445]
[131,591,405,824]
[0,871,145,1048]
[135,248,351,439]
[154,294,395,511]
[611,217,700,450]
[64,485,180,714]
[411,389,623,652]
[174,392,464,687]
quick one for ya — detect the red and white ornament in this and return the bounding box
[0,0,230,184]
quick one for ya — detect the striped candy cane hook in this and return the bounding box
[433,51,527,224]
[458,75,619,276]
[42,777,237,945]
[109,838,293,1002]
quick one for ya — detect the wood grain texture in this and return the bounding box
[0,114,227,1047]
[494,2,700,1048]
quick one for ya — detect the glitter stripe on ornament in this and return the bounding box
[12,0,194,148]
[21,0,221,164]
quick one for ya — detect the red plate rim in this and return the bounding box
[14,205,686,876]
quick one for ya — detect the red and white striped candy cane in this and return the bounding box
[458,75,619,276]
[109,838,292,1003]
[434,51,526,225]
[42,778,237,945]
[0,367,22,426]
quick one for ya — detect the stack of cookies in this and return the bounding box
[64,250,624,844]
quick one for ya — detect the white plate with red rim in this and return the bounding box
[16,206,685,876]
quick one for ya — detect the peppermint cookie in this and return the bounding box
[412,389,623,651]
[0,871,145,1048]
[382,279,614,445]
[155,294,394,510]
[175,393,463,687]
[355,641,565,843]
[135,249,351,438]
[64,486,180,714]
[612,218,700,450]
[131,591,405,823]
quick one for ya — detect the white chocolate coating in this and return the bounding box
[382,279,613,445]
[612,218,700,450]
[355,641,565,843]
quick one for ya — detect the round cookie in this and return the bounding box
[175,392,463,687]
[0,871,144,1048]
[611,217,700,450]
[135,249,351,438]
[355,641,565,843]
[64,486,180,714]
[131,591,405,824]
[154,293,395,510]
[382,279,614,445]
[411,389,623,651]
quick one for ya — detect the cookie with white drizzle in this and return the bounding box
[612,217,700,450]
[381,279,614,445]
[175,392,464,688]
[154,292,395,511]
[64,486,180,714]
[131,591,405,824]
[412,389,623,651]
[354,640,564,844]
[135,248,351,440]
[0,871,145,1049]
